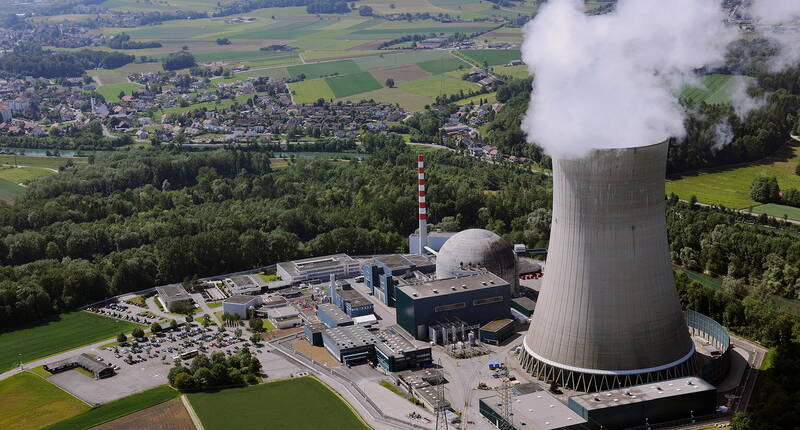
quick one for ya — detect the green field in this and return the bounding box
[0,312,142,373]
[340,87,433,111]
[44,385,179,430]
[288,59,362,79]
[417,57,469,74]
[0,154,88,169]
[188,376,370,430]
[326,72,382,98]
[0,166,57,184]
[751,203,800,220]
[0,178,25,203]
[96,83,143,102]
[666,142,800,210]
[0,373,89,430]
[353,50,460,71]
[681,74,753,105]
[459,49,522,66]
[289,78,336,104]
[493,65,530,79]
[399,73,481,97]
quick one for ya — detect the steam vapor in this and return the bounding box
[520,0,800,159]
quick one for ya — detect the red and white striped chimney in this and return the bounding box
[418,154,428,253]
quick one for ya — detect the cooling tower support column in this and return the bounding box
[418,154,428,253]
[520,142,695,393]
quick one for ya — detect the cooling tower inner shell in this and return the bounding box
[520,142,694,392]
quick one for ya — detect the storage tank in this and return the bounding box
[520,142,694,392]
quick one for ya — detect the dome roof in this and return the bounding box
[435,229,517,288]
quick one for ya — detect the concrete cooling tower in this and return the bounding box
[520,142,695,392]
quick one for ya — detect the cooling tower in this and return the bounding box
[520,142,694,392]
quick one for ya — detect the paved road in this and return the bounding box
[181,394,204,430]
[729,334,768,413]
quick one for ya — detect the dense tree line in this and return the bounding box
[0,46,134,78]
[163,52,196,71]
[168,348,262,390]
[108,34,162,50]
[306,0,349,14]
[211,0,305,17]
[0,121,131,150]
[0,142,550,327]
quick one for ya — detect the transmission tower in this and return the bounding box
[499,379,514,430]
[434,362,449,430]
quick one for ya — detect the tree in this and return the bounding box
[234,328,242,338]
[170,319,178,330]
[163,52,195,71]
[248,317,264,333]
[796,163,800,176]
[385,78,395,88]
[750,175,780,203]
[132,327,145,338]
[150,322,162,333]
[358,5,373,16]
[185,314,193,324]
[117,332,127,343]
[250,333,262,345]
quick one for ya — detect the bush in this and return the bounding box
[750,175,780,203]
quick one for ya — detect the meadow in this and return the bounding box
[326,71,382,98]
[0,154,88,169]
[681,74,753,105]
[665,142,800,210]
[43,385,179,430]
[0,373,89,430]
[96,83,143,102]
[187,376,370,430]
[0,166,57,184]
[459,49,522,66]
[0,178,25,203]
[0,311,142,373]
[751,203,800,220]
[289,78,336,104]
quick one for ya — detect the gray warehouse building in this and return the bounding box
[479,390,587,430]
[155,284,193,312]
[276,254,361,284]
[396,272,511,341]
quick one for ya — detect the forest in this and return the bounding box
[0,45,134,78]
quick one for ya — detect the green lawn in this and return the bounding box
[326,72,382,98]
[289,78,336,104]
[0,312,142,372]
[43,385,178,430]
[0,154,87,169]
[751,203,800,220]
[96,83,143,102]
[681,74,753,105]
[665,142,800,210]
[459,49,522,66]
[0,178,25,203]
[187,376,370,430]
[0,166,57,184]
[287,59,362,79]
[0,373,90,430]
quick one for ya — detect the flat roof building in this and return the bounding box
[511,297,536,317]
[224,275,263,295]
[374,325,432,372]
[155,284,193,312]
[44,353,114,379]
[267,305,300,328]
[317,303,353,328]
[223,295,261,319]
[322,325,380,366]
[480,391,587,430]
[362,254,435,307]
[277,254,361,284]
[395,272,511,340]
[330,282,374,318]
[479,318,515,345]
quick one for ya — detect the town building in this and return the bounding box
[277,254,361,284]
[223,275,263,295]
[155,284,193,312]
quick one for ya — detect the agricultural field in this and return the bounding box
[370,64,431,85]
[0,311,142,373]
[0,166,57,184]
[188,376,369,430]
[751,203,800,221]
[681,74,753,105]
[289,78,336,104]
[398,72,481,97]
[44,386,181,430]
[96,83,143,102]
[458,49,522,66]
[0,373,89,430]
[0,154,88,169]
[326,71,382,98]
[340,87,434,111]
[88,62,163,86]
[493,64,530,79]
[665,142,800,210]
[288,59,362,79]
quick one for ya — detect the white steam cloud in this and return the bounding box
[748,0,800,71]
[520,0,800,159]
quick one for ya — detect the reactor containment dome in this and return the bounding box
[435,228,518,294]
[520,142,695,392]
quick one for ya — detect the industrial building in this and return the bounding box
[223,275,263,295]
[322,325,381,366]
[267,306,300,328]
[317,303,354,328]
[304,323,327,347]
[155,284,193,312]
[276,254,361,284]
[479,390,587,430]
[479,318,515,345]
[511,297,536,318]
[521,143,696,392]
[568,377,717,429]
[44,354,114,379]
[374,326,432,372]
[328,279,374,317]
[435,228,519,295]
[222,295,260,319]
[395,272,511,340]
[361,254,435,306]
[408,231,456,254]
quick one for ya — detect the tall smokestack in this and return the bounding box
[520,142,694,392]
[418,154,428,253]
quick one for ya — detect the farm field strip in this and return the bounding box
[0,311,142,373]
[289,79,336,104]
[458,49,522,66]
[751,203,800,221]
[326,71,382,98]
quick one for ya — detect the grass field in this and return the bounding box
[0,178,25,203]
[341,87,433,111]
[0,373,89,430]
[289,78,336,104]
[681,74,753,105]
[0,154,88,169]
[288,59,362,79]
[96,83,143,102]
[43,385,179,430]
[0,166,57,184]
[666,142,800,210]
[0,312,142,373]
[459,49,522,66]
[417,57,469,74]
[188,376,370,430]
[751,203,800,220]
[326,71,382,98]
[493,64,530,79]
[398,73,481,97]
